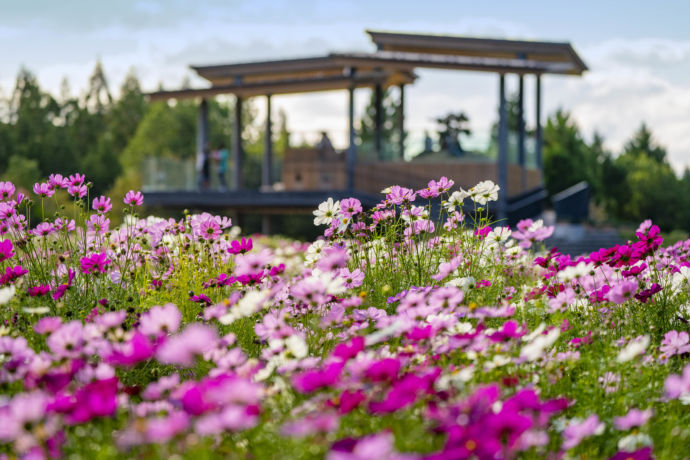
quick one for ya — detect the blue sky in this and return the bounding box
[2,0,690,168]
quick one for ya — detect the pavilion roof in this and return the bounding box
[147,30,586,101]
[365,30,587,75]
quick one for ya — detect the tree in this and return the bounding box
[435,112,471,155]
[358,87,402,160]
[542,110,597,197]
[623,123,666,163]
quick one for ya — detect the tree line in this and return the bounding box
[0,63,289,202]
[1,65,689,233]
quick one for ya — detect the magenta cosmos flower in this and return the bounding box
[80,252,111,274]
[0,239,14,262]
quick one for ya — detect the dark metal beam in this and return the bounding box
[197,98,208,160]
[398,84,405,160]
[232,96,244,190]
[347,84,357,191]
[497,74,508,221]
[262,94,273,191]
[374,83,383,159]
[518,74,526,191]
[536,74,543,185]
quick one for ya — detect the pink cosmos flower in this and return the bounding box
[87,214,110,235]
[33,182,54,198]
[68,173,85,186]
[92,196,112,213]
[124,190,144,206]
[54,218,76,232]
[108,332,155,367]
[339,268,364,288]
[46,321,85,358]
[562,414,604,450]
[80,252,111,274]
[609,280,638,304]
[156,323,218,367]
[198,217,221,240]
[0,181,15,200]
[48,173,69,189]
[139,303,182,337]
[386,185,416,205]
[67,184,87,199]
[340,198,362,218]
[664,363,690,400]
[34,317,62,334]
[659,330,690,359]
[327,432,410,460]
[613,408,653,430]
[31,222,55,237]
[548,288,575,313]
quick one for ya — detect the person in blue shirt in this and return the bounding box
[215,145,229,190]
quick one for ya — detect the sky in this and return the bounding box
[2,0,690,169]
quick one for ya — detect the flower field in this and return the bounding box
[0,174,689,459]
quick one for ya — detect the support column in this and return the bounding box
[497,74,509,221]
[347,85,356,191]
[374,83,383,159]
[262,94,273,191]
[261,215,271,235]
[518,74,526,191]
[535,74,543,185]
[232,95,244,190]
[398,84,405,160]
[197,98,209,155]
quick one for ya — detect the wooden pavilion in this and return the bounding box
[146,29,587,228]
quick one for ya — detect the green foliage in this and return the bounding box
[358,87,402,160]
[3,154,40,189]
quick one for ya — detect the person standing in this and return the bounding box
[216,145,229,190]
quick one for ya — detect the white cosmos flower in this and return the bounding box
[285,335,308,359]
[444,190,470,212]
[617,335,650,363]
[23,306,50,315]
[618,433,652,451]
[520,328,560,361]
[219,290,269,325]
[469,180,500,205]
[313,198,340,226]
[0,285,16,305]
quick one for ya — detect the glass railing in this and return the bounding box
[141,129,539,192]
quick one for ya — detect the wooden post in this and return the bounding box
[518,74,526,191]
[374,83,383,159]
[232,95,243,190]
[497,74,508,221]
[347,84,356,191]
[262,94,273,191]
[536,74,543,185]
[398,84,405,160]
